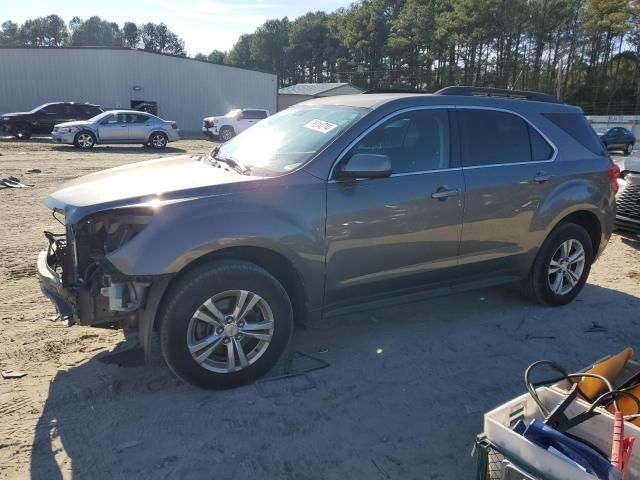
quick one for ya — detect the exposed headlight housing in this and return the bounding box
[84,208,154,254]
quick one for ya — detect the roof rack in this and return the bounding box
[435,86,560,104]
[362,88,430,94]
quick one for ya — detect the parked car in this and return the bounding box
[51,110,179,149]
[0,102,102,140]
[202,108,270,141]
[598,127,636,155]
[38,87,616,389]
[615,156,640,232]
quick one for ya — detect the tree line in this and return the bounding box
[216,0,640,114]
[1,2,639,114]
[0,15,185,56]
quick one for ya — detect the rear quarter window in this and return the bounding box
[543,113,606,156]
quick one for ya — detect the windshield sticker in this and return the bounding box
[304,119,338,134]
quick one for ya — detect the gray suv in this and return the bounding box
[37,87,617,388]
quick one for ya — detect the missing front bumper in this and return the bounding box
[37,249,75,319]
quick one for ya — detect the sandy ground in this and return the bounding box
[0,137,639,479]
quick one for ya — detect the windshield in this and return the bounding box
[214,105,367,175]
[29,103,51,113]
[88,111,116,122]
[226,109,241,117]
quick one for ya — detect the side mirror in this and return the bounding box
[337,153,392,180]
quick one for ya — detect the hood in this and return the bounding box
[46,155,261,224]
[55,120,93,128]
[614,156,640,174]
[1,111,30,118]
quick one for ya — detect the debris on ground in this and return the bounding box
[1,176,34,188]
[2,370,27,379]
[25,168,42,174]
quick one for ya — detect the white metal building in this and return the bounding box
[277,83,364,111]
[587,115,640,137]
[0,47,277,132]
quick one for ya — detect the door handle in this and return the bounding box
[431,187,460,200]
[531,172,552,184]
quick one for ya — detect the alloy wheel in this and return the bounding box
[221,130,233,142]
[152,134,167,148]
[77,133,94,148]
[186,290,274,373]
[547,239,586,295]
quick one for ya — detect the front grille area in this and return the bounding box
[617,183,640,220]
[203,119,213,128]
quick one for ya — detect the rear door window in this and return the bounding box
[127,114,149,124]
[529,125,554,160]
[42,104,67,115]
[543,113,606,156]
[348,108,451,174]
[458,109,532,166]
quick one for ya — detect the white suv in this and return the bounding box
[202,108,270,141]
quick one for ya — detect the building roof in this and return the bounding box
[278,82,363,96]
[0,46,275,77]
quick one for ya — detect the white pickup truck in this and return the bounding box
[202,108,270,141]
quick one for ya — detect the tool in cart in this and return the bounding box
[521,352,640,480]
[580,348,635,402]
[611,411,635,480]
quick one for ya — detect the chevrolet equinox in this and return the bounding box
[38,87,618,388]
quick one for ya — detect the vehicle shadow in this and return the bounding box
[619,231,640,250]
[30,283,640,479]
[0,136,53,144]
[50,145,187,155]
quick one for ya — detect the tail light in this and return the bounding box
[171,123,177,130]
[608,163,621,194]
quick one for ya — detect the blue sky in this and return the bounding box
[3,0,353,54]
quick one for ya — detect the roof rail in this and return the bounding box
[435,86,560,104]
[362,88,429,94]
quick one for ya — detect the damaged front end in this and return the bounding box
[37,208,169,353]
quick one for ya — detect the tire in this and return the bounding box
[74,131,96,149]
[219,126,235,142]
[149,132,168,149]
[158,260,293,389]
[624,144,633,156]
[13,123,32,140]
[523,222,593,306]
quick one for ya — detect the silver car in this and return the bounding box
[51,110,180,149]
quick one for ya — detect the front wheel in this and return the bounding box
[74,131,96,149]
[219,126,235,142]
[159,260,293,389]
[523,222,593,306]
[13,123,32,140]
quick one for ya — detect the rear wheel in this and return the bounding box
[523,222,593,306]
[159,260,293,389]
[74,131,96,149]
[13,123,32,140]
[149,132,168,149]
[624,143,633,156]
